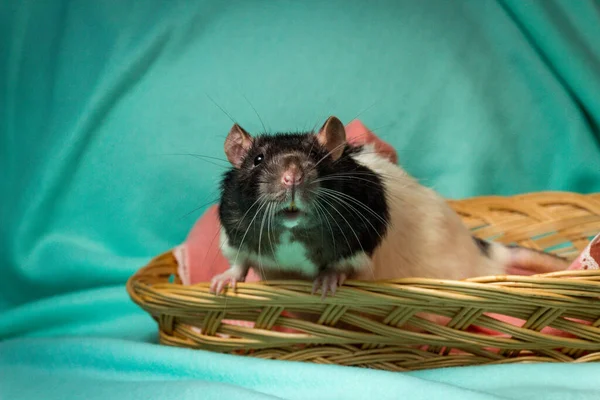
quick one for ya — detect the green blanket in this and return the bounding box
[1,1,600,399]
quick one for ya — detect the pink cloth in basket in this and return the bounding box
[468,234,600,341]
[173,119,600,342]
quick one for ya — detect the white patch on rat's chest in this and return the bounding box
[261,231,317,274]
[221,229,318,277]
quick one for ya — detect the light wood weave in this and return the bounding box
[127,191,600,371]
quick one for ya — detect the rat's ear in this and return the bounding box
[317,116,346,161]
[224,124,253,168]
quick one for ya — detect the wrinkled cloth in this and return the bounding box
[3,1,600,399]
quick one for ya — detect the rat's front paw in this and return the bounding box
[210,267,246,295]
[312,270,347,299]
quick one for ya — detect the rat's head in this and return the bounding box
[223,116,347,228]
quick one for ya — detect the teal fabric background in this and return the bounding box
[1,0,600,398]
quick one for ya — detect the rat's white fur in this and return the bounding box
[351,144,505,281]
[220,229,318,277]
[220,228,371,280]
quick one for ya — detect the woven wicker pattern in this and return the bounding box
[128,191,600,371]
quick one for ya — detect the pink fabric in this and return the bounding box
[173,118,600,342]
[567,234,600,271]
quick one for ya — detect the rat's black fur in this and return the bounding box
[219,132,389,276]
[473,237,491,257]
[474,237,568,264]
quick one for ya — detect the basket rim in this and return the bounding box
[126,249,600,313]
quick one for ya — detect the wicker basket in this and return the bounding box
[127,191,600,371]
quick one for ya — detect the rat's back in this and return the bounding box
[350,145,566,281]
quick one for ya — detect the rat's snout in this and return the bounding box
[280,157,304,188]
[282,167,303,187]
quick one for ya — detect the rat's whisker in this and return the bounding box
[306,136,317,161]
[233,194,268,235]
[319,192,379,280]
[331,148,395,166]
[160,153,230,169]
[201,221,226,275]
[313,175,418,203]
[179,196,220,220]
[319,191,385,242]
[315,201,325,246]
[233,199,269,267]
[349,99,381,122]
[242,93,269,134]
[367,123,396,138]
[311,140,351,171]
[319,187,389,230]
[206,93,237,124]
[311,191,350,254]
[257,200,270,276]
[314,176,388,189]
[207,196,266,271]
[316,174,417,195]
[312,197,337,259]
[321,168,399,178]
[308,129,390,173]
[184,153,230,164]
[316,177,423,208]
[267,202,282,272]
[309,197,326,247]
[315,194,362,255]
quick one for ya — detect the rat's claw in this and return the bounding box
[312,271,347,299]
[311,279,321,295]
[210,269,245,295]
[215,280,225,294]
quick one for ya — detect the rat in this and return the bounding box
[210,116,568,297]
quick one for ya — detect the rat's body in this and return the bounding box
[211,117,568,295]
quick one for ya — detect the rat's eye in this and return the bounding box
[253,154,264,166]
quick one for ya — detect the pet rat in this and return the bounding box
[210,116,568,297]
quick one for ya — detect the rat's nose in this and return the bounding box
[282,170,303,187]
